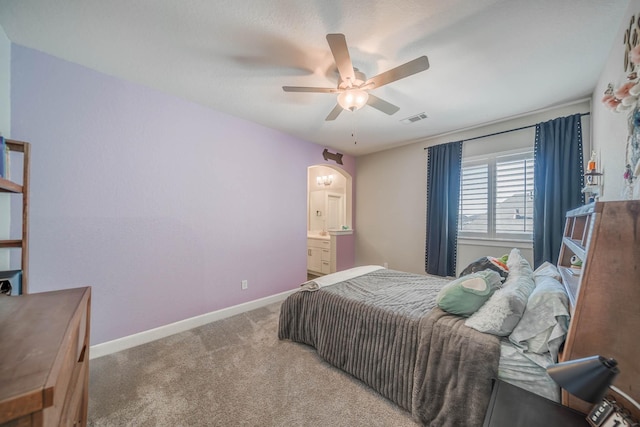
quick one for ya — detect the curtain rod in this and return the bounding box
[423,112,590,149]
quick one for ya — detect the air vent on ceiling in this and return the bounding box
[400,112,428,124]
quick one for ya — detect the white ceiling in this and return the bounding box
[0,0,630,156]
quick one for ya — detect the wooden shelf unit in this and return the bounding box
[0,177,22,193]
[557,203,594,307]
[558,201,640,421]
[0,139,30,293]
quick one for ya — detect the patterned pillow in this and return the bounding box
[509,275,570,359]
[436,270,503,317]
[533,261,561,281]
[464,248,535,336]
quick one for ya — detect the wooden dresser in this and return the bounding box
[0,287,91,426]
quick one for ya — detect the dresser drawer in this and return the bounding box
[321,260,330,274]
[307,238,330,249]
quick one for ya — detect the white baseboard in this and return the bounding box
[90,289,297,359]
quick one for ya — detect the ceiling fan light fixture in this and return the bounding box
[283,34,429,121]
[337,89,369,111]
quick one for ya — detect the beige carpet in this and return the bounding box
[88,302,418,426]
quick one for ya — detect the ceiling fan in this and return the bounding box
[283,34,429,121]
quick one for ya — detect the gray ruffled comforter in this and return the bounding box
[278,269,500,427]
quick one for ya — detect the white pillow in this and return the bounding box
[465,248,535,336]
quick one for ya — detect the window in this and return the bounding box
[458,151,534,240]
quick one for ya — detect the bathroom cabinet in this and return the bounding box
[307,237,331,275]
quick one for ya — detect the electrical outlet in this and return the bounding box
[383,262,388,269]
[241,280,248,290]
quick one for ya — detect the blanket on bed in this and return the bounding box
[412,307,501,427]
[279,269,447,411]
[279,269,501,426]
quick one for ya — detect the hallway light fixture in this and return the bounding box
[317,175,334,186]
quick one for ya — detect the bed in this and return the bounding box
[279,250,571,427]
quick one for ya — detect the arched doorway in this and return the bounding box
[307,165,352,232]
[306,165,354,277]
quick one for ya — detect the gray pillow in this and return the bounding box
[509,275,570,359]
[436,270,503,317]
[465,248,535,336]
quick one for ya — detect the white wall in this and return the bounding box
[0,24,10,270]
[356,100,590,276]
[592,0,640,200]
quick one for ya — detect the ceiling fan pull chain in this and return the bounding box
[352,113,357,145]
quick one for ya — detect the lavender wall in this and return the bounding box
[10,45,355,345]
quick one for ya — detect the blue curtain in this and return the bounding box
[425,141,462,276]
[534,114,584,268]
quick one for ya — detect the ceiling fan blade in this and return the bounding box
[365,56,430,89]
[367,94,400,115]
[326,34,356,85]
[325,104,343,121]
[282,86,339,93]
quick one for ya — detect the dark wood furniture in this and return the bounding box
[0,287,91,426]
[557,201,640,420]
[483,379,588,427]
[0,139,30,293]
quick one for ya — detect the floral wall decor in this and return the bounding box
[602,13,640,199]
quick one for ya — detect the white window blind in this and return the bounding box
[458,151,534,240]
[495,155,534,234]
[459,163,489,234]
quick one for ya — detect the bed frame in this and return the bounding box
[557,200,640,421]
